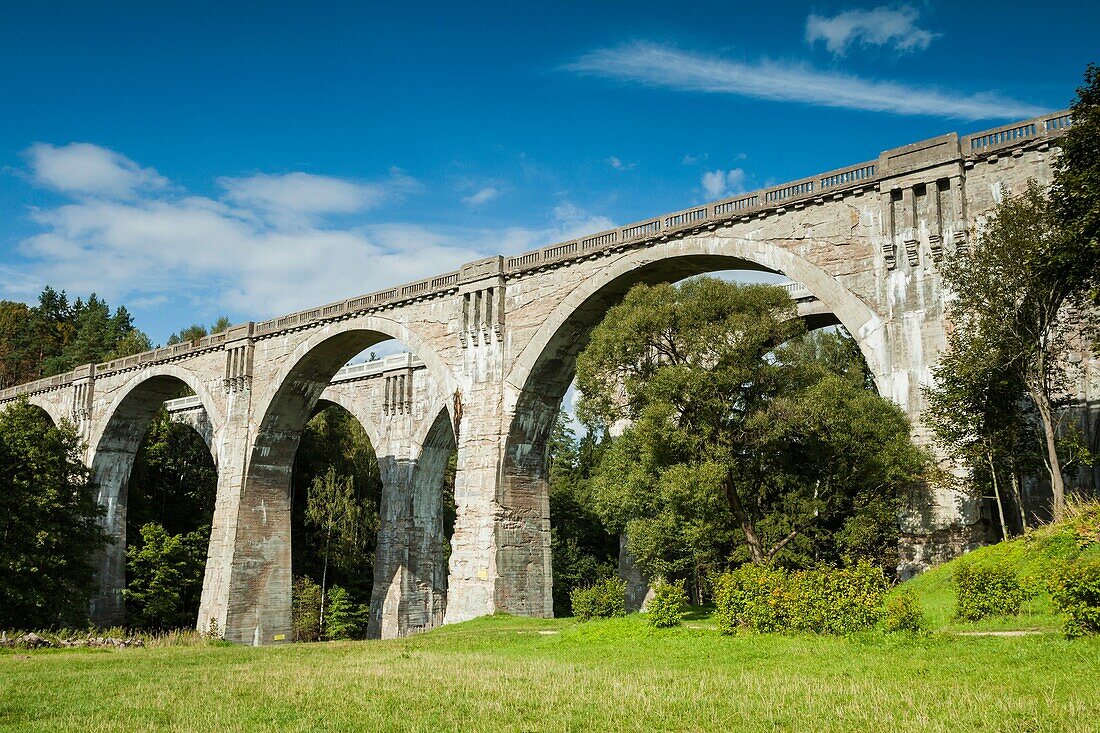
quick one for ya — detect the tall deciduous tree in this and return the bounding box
[306,467,361,629]
[1051,63,1100,306]
[0,398,108,628]
[936,183,1082,520]
[577,278,925,581]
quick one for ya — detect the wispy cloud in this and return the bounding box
[806,6,938,56]
[219,172,393,219]
[565,42,1045,120]
[462,186,500,206]
[605,156,636,171]
[5,143,612,320]
[701,168,747,199]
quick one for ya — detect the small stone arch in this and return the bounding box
[86,363,224,627]
[20,393,66,428]
[248,317,457,435]
[224,317,457,644]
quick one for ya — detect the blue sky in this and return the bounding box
[0,1,1094,344]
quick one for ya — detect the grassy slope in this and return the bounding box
[897,504,1100,632]
[2,615,1099,732]
[3,509,1098,732]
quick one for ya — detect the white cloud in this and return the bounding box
[682,153,707,165]
[565,42,1045,121]
[220,172,385,216]
[25,142,167,198]
[806,6,938,56]
[701,168,747,200]
[462,186,500,206]
[5,143,614,320]
[605,156,636,171]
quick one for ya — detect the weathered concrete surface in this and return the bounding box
[3,110,1091,641]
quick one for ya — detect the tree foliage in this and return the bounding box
[929,183,1092,522]
[292,406,382,610]
[576,278,925,584]
[0,398,108,628]
[124,522,209,630]
[546,412,618,615]
[0,287,151,388]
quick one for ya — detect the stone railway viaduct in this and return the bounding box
[1,110,1086,644]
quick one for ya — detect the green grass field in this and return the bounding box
[3,508,1098,733]
[2,614,1098,732]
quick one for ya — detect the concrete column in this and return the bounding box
[196,387,253,639]
[88,450,135,626]
[444,386,505,623]
[368,443,448,639]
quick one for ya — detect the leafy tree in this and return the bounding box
[0,301,39,388]
[324,585,368,639]
[546,412,617,615]
[577,279,925,583]
[1,287,153,382]
[108,329,153,360]
[925,326,1039,538]
[292,576,322,642]
[1051,63,1100,306]
[124,522,209,629]
[936,183,1088,520]
[167,316,232,345]
[292,406,382,608]
[127,409,217,542]
[0,398,108,628]
[167,324,208,345]
[306,467,362,629]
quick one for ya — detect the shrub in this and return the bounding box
[570,578,627,621]
[784,562,888,634]
[954,563,1031,621]
[292,576,322,642]
[324,586,368,640]
[715,562,887,635]
[1051,560,1100,638]
[884,590,925,633]
[647,581,688,628]
[713,564,790,634]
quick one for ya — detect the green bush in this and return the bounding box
[1051,560,1100,638]
[784,562,888,634]
[714,562,887,635]
[954,563,1031,621]
[324,586,369,640]
[292,576,322,642]
[884,590,924,633]
[570,578,627,621]
[713,564,790,634]
[646,581,688,628]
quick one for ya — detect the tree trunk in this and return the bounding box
[1010,472,1027,533]
[319,533,330,635]
[986,452,1009,542]
[724,473,764,564]
[1030,383,1066,521]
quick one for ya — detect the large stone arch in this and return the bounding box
[219,319,457,644]
[495,234,889,617]
[249,316,456,433]
[507,233,887,399]
[86,363,224,626]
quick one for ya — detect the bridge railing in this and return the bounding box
[0,109,1073,403]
